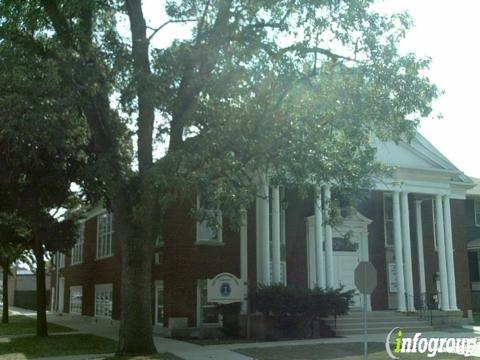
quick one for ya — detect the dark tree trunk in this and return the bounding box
[115,197,156,355]
[34,238,48,337]
[2,265,9,324]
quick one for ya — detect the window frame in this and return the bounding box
[71,222,85,265]
[154,280,164,326]
[196,279,222,327]
[57,253,66,269]
[432,200,438,251]
[383,194,394,247]
[195,196,223,245]
[96,212,114,259]
[475,199,480,227]
[94,283,113,319]
[69,286,83,315]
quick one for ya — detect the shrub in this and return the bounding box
[256,284,355,318]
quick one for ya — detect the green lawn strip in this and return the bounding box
[0,315,74,336]
[473,312,480,325]
[0,334,116,359]
[235,342,467,360]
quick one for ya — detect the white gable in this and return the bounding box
[374,139,441,170]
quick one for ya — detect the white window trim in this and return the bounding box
[57,252,66,269]
[96,212,114,260]
[154,280,164,326]
[71,222,85,266]
[69,286,82,315]
[383,194,394,247]
[196,279,222,328]
[475,199,480,227]
[195,197,223,245]
[94,283,113,319]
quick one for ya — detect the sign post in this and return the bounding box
[354,261,377,360]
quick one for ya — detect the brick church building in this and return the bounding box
[51,132,475,331]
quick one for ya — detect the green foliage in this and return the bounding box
[256,284,355,318]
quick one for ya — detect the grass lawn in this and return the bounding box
[236,342,469,359]
[0,334,116,359]
[0,315,74,336]
[473,312,480,325]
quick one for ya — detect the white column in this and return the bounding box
[255,197,262,284]
[401,192,415,311]
[259,175,271,285]
[271,186,281,284]
[324,185,334,287]
[415,201,427,307]
[393,191,407,312]
[443,196,458,311]
[240,208,248,314]
[314,186,326,288]
[435,195,450,311]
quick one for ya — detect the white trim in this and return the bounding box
[383,194,394,247]
[154,280,164,326]
[196,196,223,245]
[94,283,113,318]
[474,199,480,227]
[96,212,113,259]
[71,222,85,266]
[69,286,82,315]
[196,279,222,328]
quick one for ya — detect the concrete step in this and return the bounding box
[335,325,433,336]
[325,318,430,327]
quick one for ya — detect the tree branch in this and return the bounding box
[147,19,197,42]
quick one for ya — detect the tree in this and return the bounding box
[0,214,29,324]
[0,0,438,354]
[0,31,88,336]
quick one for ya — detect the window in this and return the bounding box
[475,199,480,227]
[196,197,222,244]
[71,223,85,265]
[96,212,113,259]
[69,286,82,314]
[95,284,113,318]
[57,253,66,269]
[154,237,164,265]
[383,194,394,247]
[197,280,221,327]
[155,281,164,325]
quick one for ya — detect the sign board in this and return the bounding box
[388,263,397,293]
[207,272,244,304]
[354,261,377,295]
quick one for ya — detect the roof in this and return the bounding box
[466,177,480,197]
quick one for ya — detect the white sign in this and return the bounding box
[207,272,244,304]
[388,263,397,293]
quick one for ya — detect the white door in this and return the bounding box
[334,253,361,307]
[58,277,65,313]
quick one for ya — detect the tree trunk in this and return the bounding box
[34,238,48,337]
[115,198,156,355]
[2,265,9,324]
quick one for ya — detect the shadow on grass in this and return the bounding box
[0,334,116,359]
[0,315,74,336]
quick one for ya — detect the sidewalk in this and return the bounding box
[9,307,480,359]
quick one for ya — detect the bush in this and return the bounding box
[256,284,355,318]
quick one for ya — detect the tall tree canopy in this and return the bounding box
[0,0,438,354]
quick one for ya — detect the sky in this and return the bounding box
[142,0,480,177]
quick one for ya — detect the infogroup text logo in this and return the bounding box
[385,327,479,358]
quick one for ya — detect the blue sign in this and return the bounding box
[220,282,231,297]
